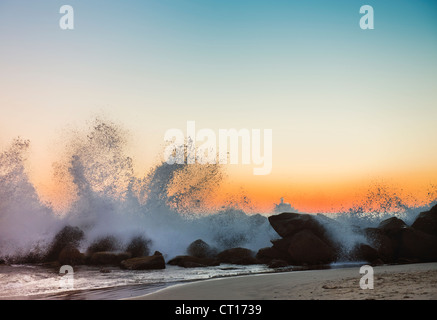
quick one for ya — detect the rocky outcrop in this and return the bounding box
[262,207,437,266]
[216,247,259,265]
[120,251,165,270]
[168,255,219,268]
[259,212,338,266]
[268,212,332,245]
[256,246,290,264]
[349,243,379,262]
[287,230,336,265]
[186,239,218,259]
[398,228,437,261]
[411,205,437,236]
[364,205,437,263]
[364,228,395,262]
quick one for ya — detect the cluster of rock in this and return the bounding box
[1,204,436,270]
[39,228,166,271]
[257,204,437,267]
[167,240,258,268]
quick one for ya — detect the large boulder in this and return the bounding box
[121,251,165,270]
[268,212,327,239]
[398,228,437,261]
[45,226,84,262]
[90,251,131,265]
[58,245,85,266]
[364,227,395,262]
[217,248,258,265]
[256,246,290,264]
[268,212,336,250]
[378,217,407,235]
[412,204,437,236]
[348,243,379,262]
[287,230,336,265]
[186,239,217,258]
[168,255,219,268]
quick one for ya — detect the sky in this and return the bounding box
[1,0,437,213]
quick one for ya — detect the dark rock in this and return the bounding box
[270,237,293,254]
[90,251,131,265]
[45,226,84,262]
[378,217,407,235]
[168,255,219,268]
[120,251,165,270]
[268,259,289,268]
[370,258,385,266]
[349,243,379,262]
[186,239,218,258]
[217,248,259,265]
[256,247,290,263]
[125,236,151,258]
[58,245,85,266]
[99,268,111,274]
[412,205,437,236]
[364,228,395,262]
[398,228,437,261]
[396,257,419,264]
[0,258,5,265]
[287,230,336,265]
[87,236,120,255]
[268,212,327,239]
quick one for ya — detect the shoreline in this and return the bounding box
[128,262,437,300]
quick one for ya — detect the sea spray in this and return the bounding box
[1,118,436,263]
[0,139,59,259]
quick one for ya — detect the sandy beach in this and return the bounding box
[129,262,437,300]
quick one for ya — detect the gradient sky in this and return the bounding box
[1,0,437,212]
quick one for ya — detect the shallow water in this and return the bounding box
[0,263,280,300]
[0,261,373,300]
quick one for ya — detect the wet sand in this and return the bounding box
[129,262,437,300]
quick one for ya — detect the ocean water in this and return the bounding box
[0,118,435,299]
[0,263,279,300]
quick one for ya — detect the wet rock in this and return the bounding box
[378,217,407,235]
[256,246,290,264]
[411,204,437,236]
[268,212,335,248]
[186,239,218,259]
[217,247,258,265]
[168,255,219,268]
[364,228,395,262]
[349,243,379,262]
[398,228,437,261]
[287,230,336,265]
[267,259,289,268]
[120,251,165,270]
